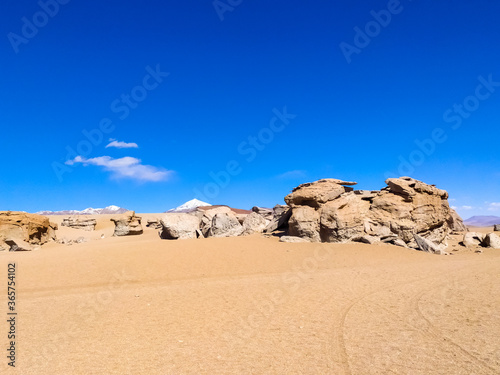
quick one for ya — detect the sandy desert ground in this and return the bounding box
[0,215,499,374]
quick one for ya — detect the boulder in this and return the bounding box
[110,211,143,236]
[279,236,310,243]
[160,213,201,240]
[0,211,56,246]
[463,232,485,248]
[61,217,97,231]
[483,233,500,249]
[242,212,267,235]
[200,207,232,237]
[414,234,446,255]
[208,213,243,238]
[494,224,500,231]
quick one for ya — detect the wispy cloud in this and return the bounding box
[461,205,474,210]
[105,138,139,149]
[66,156,171,182]
[488,202,500,211]
[277,170,307,179]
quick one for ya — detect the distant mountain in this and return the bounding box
[36,205,128,215]
[464,215,500,227]
[166,199,211,213]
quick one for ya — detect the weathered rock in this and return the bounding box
[61,217,97,231]
[242,212,267,235]
[146,219,162,229]
[284,177,455,249]
[200,207,232,237]
[264,206,292,233]
[279,236,310,243]
[494,224,500,231]
[251,206,273,220]
[110,211,143,236]
[463,232,485,248]
[352,235,380,244]
[414,234,445,255]
[288,206,321,242]
[208,213,243,237]
[483,233,500,249]
[319,193,370,243]
[0,211,56,245]
[160,213,200,240]
[5,238,35,251]
[285,179,356,208]
[447,208,466,232]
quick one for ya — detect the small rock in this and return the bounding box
[75,237,88,244]
[279,236,310,243]
[414,234,445,255]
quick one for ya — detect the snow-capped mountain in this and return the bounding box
[36,205,128,215]
[166,199,211,213]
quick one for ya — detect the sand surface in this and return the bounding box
[0,215,499,374]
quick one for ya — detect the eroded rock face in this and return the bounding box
[61,217,97,231]
[285,177,460,252]
[494,224,500,232]
[160,213,200,240]
[0,211,57,247]
[208,213,243,237]
[110,211,143,236]
[242,212,268,235]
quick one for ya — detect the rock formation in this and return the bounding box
[61,217,97,231]
[283,177,463,253]
[494,224,500,231]
[160,214,201,239]
[110,211,143,236]
[0,211,57,250]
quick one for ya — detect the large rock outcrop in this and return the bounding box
[284,177,462,252]
[61,217,97,231]
[110,211,143,236]
[0,211,57,249]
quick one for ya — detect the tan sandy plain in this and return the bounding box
[0,214,499,375]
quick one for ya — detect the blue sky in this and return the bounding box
[1,0,499,217]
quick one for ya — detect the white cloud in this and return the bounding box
[277,170,307,179]
[451,206,458,210]
[66,155,171,182]
[105,138,139,149]
[461,205,473,210]
[488,202,500,211]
